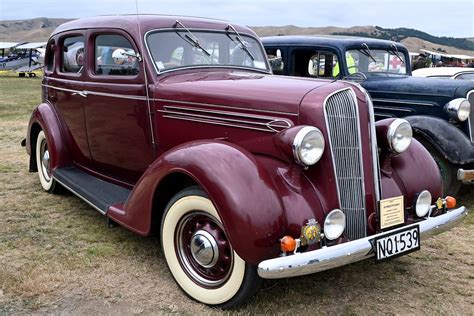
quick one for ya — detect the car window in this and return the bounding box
[95,34,139,76]
[456,73,474,80]
[346,49,407,75]
[45,40,55,72]
[265,48,285,75]
[61,36,84,73]
[293,49,338,78]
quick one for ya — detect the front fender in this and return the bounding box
[111,140,286,265]
[27,103,71,171]
[405,116,474,164]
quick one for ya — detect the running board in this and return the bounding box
[53,167,131,214]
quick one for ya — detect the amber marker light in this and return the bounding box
[280,236,296,252]
[445,196,457,209]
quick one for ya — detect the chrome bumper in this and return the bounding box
[257,206,467,279]
[458,169,474,182]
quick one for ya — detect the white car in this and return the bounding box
[412,67,474,80]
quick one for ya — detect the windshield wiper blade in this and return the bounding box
[174,20,211,56]
[360,43,377,63]
[225,24,255,61]
[389,44,405,65]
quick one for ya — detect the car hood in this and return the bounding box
[361,75,474,100]
[154,69,333,115]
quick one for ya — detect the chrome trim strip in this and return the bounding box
[366,92,382,203]
[467,90,474,143]
[162,115,277,133]
[373,105,415,112]
[154,98,298,116]
[374,113,396,118]
[52,176,106,215]
[372,98,436,107]
[257,206,468,279]
[42,84,147,101]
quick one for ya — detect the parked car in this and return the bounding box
[262,36,474,195]
[24,16,467,308]
[413,67,474,80]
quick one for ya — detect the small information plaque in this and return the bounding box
[379,196,404,229]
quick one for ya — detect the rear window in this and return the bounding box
[61,36,85,73]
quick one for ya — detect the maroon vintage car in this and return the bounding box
[24,15,467,308]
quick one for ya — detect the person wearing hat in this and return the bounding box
[412,53,427,71]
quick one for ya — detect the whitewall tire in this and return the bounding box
[161,187,259,309]
[35,131,59,193]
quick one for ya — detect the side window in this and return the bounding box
[61,36,85,73]
[45,40,55,72]
[265,48,285,75]
[95,34,139,76]
[293,49,339,78]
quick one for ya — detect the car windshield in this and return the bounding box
[146,30,269,73]
[345,49,407,75]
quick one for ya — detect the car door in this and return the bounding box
[83,30,154,184]
[289,46,340,79]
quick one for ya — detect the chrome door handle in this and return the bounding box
[72,91,88,98]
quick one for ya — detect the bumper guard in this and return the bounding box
[257,206,467,279]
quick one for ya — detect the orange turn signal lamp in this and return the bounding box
[280,236,297,253]
[445,196,456,209]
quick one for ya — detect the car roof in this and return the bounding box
[51,14,254,38]
[261,35,407,51]
[412,67,474,77]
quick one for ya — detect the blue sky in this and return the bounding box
[0,0,473,37]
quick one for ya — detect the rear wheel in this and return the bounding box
[418,139,461,196]
[35,131,60,193]
[161,187,259,309]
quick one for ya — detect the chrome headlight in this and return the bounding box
[293,126,325,166]
[324,209,346,240]
[445,98,471,122]
[387,119,412,154]
[415,190,432,217]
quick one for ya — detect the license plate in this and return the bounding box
[374,225,420,262]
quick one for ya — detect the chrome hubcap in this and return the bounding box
[190,230,219,268]
[40,140,51,181]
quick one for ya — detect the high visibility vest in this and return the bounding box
[333,54,356,77]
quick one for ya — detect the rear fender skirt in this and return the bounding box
[109,140,288,265]
[405,116,474,164]
[27,103,71,171]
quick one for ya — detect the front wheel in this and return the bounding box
[161,187,260,309]
[35,131,60,193]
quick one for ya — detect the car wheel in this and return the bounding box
[35,131,60,193]
[419,139,461,196]
[161,187,260,309]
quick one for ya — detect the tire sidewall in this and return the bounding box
[161,190,246,306]
[36,131,53,191]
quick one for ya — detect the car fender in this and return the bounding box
[405,115,474,164]
[27,103,71,171]
[108,140,287,265]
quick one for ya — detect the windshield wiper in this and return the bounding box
[389,43,405,65]
[360,43,377,63]
[225,24,255,61]
[174,20,211,56]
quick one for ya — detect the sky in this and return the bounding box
[0,0,473,38]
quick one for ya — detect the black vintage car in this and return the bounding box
[262,35,474,194]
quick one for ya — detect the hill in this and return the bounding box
[0,18,472,56]
[252,25,474,56]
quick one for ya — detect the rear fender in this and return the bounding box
[405,116,474,164]
[27,103,71,171]
[109,140,287,265]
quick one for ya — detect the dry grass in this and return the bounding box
[0,72,473,314]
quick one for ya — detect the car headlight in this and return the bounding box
[445,98,471,122]
[387,118,412,154]
[292,126,325,166]
[415,190,432,217]
[324,209,345,240]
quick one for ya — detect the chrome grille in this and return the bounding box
[324,88,367,240]
[468,90,474,143]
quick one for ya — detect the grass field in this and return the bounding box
[0,73,473,314]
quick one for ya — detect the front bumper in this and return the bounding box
[257,206,468,279]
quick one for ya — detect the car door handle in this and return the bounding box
[72,91,88,98]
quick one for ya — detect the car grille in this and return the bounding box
[468,90,474,143]
[324,88,367,240]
